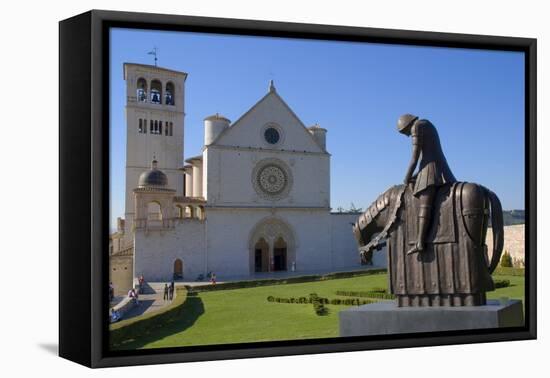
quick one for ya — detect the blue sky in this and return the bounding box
[110,28,525,230]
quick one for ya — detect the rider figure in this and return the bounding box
[397,114,457,255]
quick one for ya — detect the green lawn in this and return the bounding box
[110,272,524,350]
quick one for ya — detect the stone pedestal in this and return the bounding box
[339,300,523,337]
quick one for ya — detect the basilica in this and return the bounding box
[109,63,385,294]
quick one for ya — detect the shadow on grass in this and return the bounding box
[110,292,204,350]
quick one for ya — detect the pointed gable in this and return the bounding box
[212,89,325,153]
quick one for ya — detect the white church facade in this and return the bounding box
[109,63,384,292]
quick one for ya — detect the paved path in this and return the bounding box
[121,286,176,320]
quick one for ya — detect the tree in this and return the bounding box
[500,250,513,268]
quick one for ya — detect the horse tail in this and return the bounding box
[486,188,504,274]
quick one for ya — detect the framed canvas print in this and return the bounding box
[59,10,537,368]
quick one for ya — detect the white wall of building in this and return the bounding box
[134,219,206,282]
[205,147,329,207]
[205,208,333,274]
[214,91,324,153]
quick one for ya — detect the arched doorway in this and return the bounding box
[248,217,296,274]
[254,238,269,272]
[273,237,287,271]
[173,259,183,280]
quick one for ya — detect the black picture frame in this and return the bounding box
[59,9,537,368]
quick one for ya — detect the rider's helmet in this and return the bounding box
[397,114,419,133]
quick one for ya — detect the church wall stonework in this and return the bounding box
[109,255,134,296]
[205,147,329,207]
[486,224,525,267]
[205,208,334,277]
[134,219,206,282]
[215,91,324,153]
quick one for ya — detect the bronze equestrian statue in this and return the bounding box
[398,114,457,255]
[353,114,504,307]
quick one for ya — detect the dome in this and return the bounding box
[138,159,168,188]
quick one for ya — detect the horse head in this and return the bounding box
[353,184,406,262]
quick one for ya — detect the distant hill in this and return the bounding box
[502,210,525,226]
[487,210,524,227]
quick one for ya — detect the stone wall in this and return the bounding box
[132,208,370,282]
[134,218,206,282]
[486,224,525,267]
[109,253,134,296]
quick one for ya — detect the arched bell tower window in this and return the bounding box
[165,82,175,106]
[150,79,162,104]
[136,78,147,102]
[147,201,162,221]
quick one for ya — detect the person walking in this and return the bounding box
[163,283,169,301]
[138,275,145,294]
[169,281,175,300]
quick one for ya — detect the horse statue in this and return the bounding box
[352,181,504,307]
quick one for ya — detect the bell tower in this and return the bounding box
[122,63,187,237]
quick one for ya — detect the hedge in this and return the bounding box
[493,279,511,288]
[336,290,395,300]
[186,268,387,293]
[266,295,374,307]
[310,293,328,316]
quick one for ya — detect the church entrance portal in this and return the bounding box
[249,217,295,274]
[254,238,269,272]
[273,237,287,271]
[173,259,183,280]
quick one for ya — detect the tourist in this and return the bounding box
[169,281,175,300]
[163,283,169,301]
[110,308,121,323]
[128,288,140,305]
[211,273,216,285]
[138,275,145,294]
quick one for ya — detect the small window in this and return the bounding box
[264,127,280,144]
[170,122,173,136]
[150,119,154,134]
[159,121,163,135]
[138,119,143,133]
